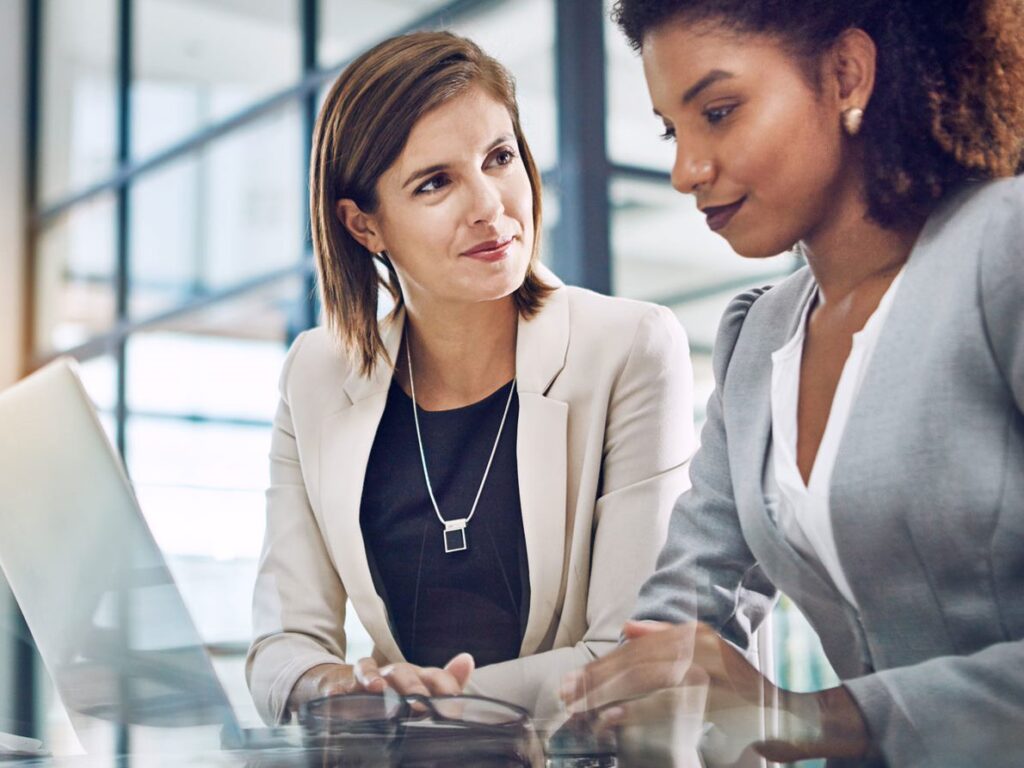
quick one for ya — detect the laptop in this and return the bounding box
[0,358,296,753]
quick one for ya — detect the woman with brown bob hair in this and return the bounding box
[563,0,1024,765]
[246,30,696,725]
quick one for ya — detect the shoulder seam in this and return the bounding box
[976,189,1018,398]
[715,285,772,387]
[621,302,665,372]
[279,329,312,397]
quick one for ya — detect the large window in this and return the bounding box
[30,0,329,750]
[19,0,829,761]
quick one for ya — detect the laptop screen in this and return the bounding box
[0,359,237,738]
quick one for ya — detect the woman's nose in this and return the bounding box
[671,146,714,195]
[467,177,503,226]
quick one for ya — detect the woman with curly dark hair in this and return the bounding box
[560,1,1024,765]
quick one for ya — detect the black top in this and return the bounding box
[360,379,530,669]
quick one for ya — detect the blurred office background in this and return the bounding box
[0,0,832,759]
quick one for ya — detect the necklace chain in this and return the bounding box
[405,339,516,532]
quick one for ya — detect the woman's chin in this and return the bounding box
[438,280,522,308]
[458,265,529,303]
[727,236,796,261]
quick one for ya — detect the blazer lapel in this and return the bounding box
[319,311,405,662]
[317,269,573,663]
[728,274,843,607]
[515,276,570,656]
[828,189,975,610]
[726,274,810,543]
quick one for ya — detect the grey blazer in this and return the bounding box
[635,175,1024,768]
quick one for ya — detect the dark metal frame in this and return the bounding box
[113,0,131,461]
[14,0,42,741]
[22,0,40,378]
[553,0,611,293]
[114,0,133,751]
[299,0,319,339]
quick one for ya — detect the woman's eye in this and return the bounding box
[415,174,450,195]
[705,104,736,125]
[659,125,676,142]
[492,147,518,166]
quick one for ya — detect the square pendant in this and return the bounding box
[444,526,467,553]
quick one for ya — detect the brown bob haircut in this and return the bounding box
[310,31,554,376]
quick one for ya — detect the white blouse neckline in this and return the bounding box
[768,266,906,606]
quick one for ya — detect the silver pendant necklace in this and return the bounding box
[405,340,516,554]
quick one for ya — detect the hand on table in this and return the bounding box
[559,620,870,763]
[559,621,767,729]
[357,653,475,697]
[288,652,475,715]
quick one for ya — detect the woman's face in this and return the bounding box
[641,20,853,258]
[355,85,534,311]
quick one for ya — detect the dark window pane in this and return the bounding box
[124,279,302,422]
[76,353,119,433]
[33,194,117,354]
[122,277,304,726]
[318,0,452,68]
[611,176,797,315]
[128,107,304,318]
[603,0,675,172]
[133,0,301,158]
[39,0,118,205]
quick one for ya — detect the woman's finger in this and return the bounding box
[310,664,360,698]
[561,624,698,711]
[622,619,675,640]
[379,663,432,698]
[416,666,462,697]
[567,656,690,713]
[595,705,627,732]
[443,652,475,689]
[353,657,387,693]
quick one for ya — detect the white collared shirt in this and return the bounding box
[768,268,905,607]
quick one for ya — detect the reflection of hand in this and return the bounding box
[559,621,710,712]
[602,686,708,768]
[561,620,871,763]
[288,662,377,715]
[560,619,758,765]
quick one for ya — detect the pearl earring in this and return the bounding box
[842,107,864,136]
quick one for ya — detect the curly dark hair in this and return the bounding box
[612,0,1024,229]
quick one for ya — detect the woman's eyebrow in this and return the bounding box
[486,133,514,151]
[682,69,735,103]
[402,134,515,189]
[403,163,448,190]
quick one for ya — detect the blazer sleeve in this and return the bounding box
[842,178,1024,768]
[467,305,696,720]
[980,176,1024,413]
[632,289,777,651]
[246,332,350,725]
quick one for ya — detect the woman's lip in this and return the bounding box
[703,197,746,231]
[462,237,515,260]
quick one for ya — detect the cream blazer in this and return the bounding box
[246,274,695,725]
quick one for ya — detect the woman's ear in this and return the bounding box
[830,27,877,111]
[336,199,386,253]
